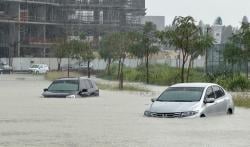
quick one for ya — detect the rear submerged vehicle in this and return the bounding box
[29,64,49,74]
[144,83,234,118]
[42,77,99,98]
[0,62,12,74]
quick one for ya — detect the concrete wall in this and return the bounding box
[0,57,205,71]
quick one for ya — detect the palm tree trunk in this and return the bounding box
[181,55,186,83]
[186,57,193,82]
[119,58,125,90]
[107,58,111,75]
[67,55,70,78]
[87,60,90,78]
[146,49,149,84]
[246,60,249,79]
[117,58,121,80]
[57,58,62,71]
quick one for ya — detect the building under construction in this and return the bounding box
[0,0,146,58]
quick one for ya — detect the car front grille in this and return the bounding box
[150,112,181,118]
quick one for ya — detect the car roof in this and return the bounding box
[171,83,217,88]
[56,77,92,81]
[34,64,48,65]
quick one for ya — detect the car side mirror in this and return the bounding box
[151,98,157,102]
[43,88,48,92]
[204,97,215,103]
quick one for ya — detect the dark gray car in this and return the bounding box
[42,77,99,98]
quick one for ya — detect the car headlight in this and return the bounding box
[181,111,198,117]
[66,95,76,98]
[144,111,151,117]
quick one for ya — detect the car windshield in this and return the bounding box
[31,65,39,68]
[48,80,79,92]
[157,87,205,102]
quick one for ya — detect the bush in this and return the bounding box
[214,74,250,91]
[234,94,250,108]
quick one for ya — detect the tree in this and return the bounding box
[142,22,160,84]
[223,42,243,73]
[99,33,119,75]
[129,22,160,84]
[79,33,95,78]
[158,16,214,82]
[81,42,95,78]
[223,19,250,76]
[99,32,140,89]
[186,30,214,81]
[53,40,68,71]
[70,34,95,78]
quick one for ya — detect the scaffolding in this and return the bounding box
[0,0,146,58]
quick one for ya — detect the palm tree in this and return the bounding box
[158,16,214,83]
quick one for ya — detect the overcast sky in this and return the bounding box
[146,0,250,27]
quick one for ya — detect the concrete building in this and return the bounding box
[140,16,165,31]
[0,0,146,59]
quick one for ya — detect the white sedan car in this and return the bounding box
[29,64,49,74]
[144,83,235,118]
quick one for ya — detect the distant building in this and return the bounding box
[140,16,165,31]
[0,0,146,58]
[206,17,236,73]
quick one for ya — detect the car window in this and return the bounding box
[213,86,225,99]
[31,65,39,68]
[48,80,79,91]
[157,87,204,102]
[206,87,215,98]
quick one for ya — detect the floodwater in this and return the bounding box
[0,74,250,147]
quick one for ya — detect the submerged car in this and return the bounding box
[42,77,99,98]
[29,64,49,74]
[62,62,93,71]
[144,83,234,118]
[0,62,12,74]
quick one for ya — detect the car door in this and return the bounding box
[86,79,96,95]
[213,86,227,115]
[203,86,217,116]
[80,79,94,96]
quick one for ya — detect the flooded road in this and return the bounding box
[0,74,250,147]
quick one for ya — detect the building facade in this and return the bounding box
[0,0,146,58]
[140,16,165,31]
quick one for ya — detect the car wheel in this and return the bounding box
[200,114,206,118]
[227,108,233,115]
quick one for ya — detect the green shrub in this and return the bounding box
[234,94,250,108]
[214,74,250,91]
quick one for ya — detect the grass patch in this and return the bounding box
[98,64,205,86]
[234,94,250,108]
[96,83,150,92]
[45,71,83,81]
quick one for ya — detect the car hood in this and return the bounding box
[42,91,77,98]
[149,101,201,113]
